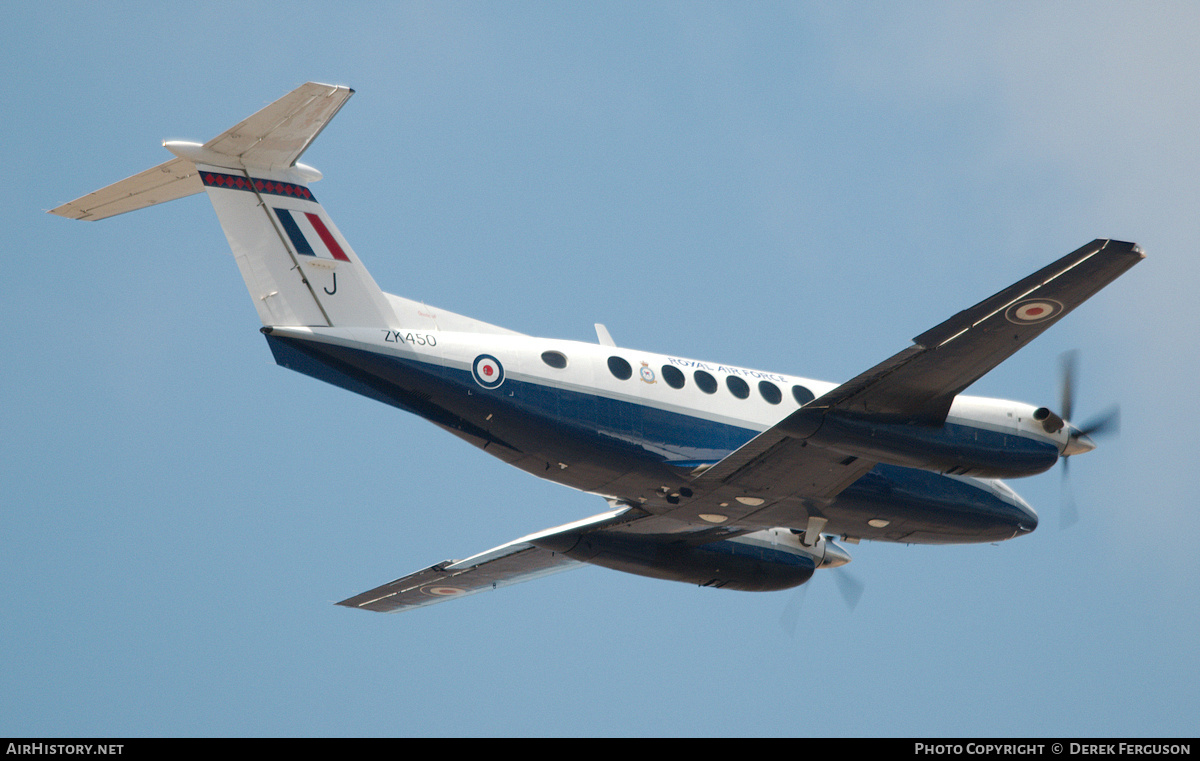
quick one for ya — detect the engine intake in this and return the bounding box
[1033,407,1065,434]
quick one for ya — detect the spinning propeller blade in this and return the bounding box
[1056,352,1120,528]
[778,562,864,637]
[833,568,865,611]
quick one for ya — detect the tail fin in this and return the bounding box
[50,82,398,329]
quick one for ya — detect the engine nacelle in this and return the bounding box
[535,528,848,592]
[798,411,1061,478]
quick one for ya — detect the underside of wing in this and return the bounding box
[663,431,876,534]
[337,510,631,612]
[338,508,773,612]
[337,543,582,613]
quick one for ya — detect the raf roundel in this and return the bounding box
[472,354,505,389]
[422,586,467,598]
[1005,298,1064,325]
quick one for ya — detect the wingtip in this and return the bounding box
[47,204,89,220]
[1103,239,1146,259]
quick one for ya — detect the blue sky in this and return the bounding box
[4,2,1198,737]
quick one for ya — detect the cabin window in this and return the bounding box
[662,365,685,389]
[607,356,633,380]
[792,385,815,405]
[758,380,782,405]
[541,351,568,369]
[726,376,750,399]
[694,370,718,394]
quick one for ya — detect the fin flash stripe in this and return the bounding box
[304,212,350,262]
[273,208,315,256]
[272,207,351,262]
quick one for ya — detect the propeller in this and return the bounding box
[833,567,866,610]
[778,582,808,636]
[1054,351,1121,527]
[778,564,864,637]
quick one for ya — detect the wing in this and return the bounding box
[651,239,1144,534]
[338,509,623,612]
[337,546,581,613]
[338,507,748,612]
[656,433,877,535]
[805,238,1145,423]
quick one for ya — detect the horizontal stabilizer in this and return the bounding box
[51,82,398,329]
[200,82,353,172]
[48,157,201,221]
[48,82,352,221]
